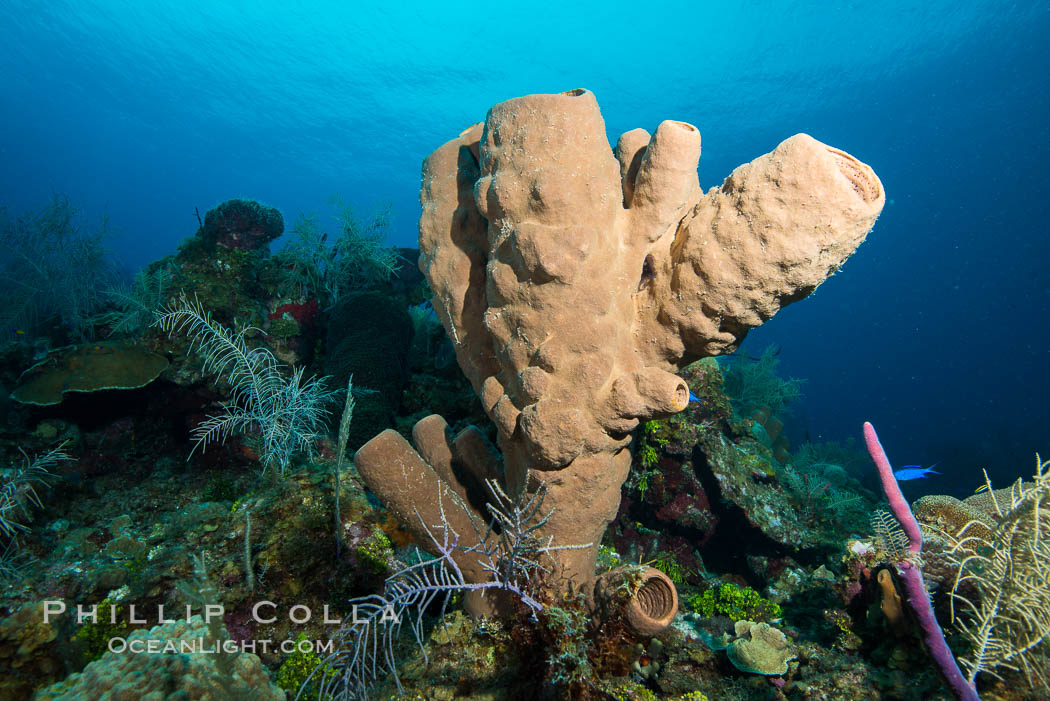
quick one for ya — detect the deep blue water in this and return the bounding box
[2,1,1048,498]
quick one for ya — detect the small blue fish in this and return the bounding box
[689,390,704,405]
[894,463,940,481]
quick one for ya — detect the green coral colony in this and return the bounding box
[1,91,1047,701]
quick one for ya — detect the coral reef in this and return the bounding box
[152,198,330,370]
[609,358,874,598]
[6,107,1003,701]
[357,89,884,607]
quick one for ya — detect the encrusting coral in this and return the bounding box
[355,89,884,619]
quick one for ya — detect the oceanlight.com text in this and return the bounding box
[107,636,335,655]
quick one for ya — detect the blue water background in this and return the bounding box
[2,1,1048,498]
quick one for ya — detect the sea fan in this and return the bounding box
[154,294,337,475]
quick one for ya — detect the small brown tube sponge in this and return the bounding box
[358,89,883,614]
[594,566,679,637]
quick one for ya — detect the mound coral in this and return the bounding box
[356,89,884,613]
[200,198,283,252]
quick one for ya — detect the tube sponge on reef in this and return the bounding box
[356,89,884,615]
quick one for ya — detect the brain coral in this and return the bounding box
[914,494,996,542]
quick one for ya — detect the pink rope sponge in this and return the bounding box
[863,421,979,701]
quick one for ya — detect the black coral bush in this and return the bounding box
[0,195,118,340]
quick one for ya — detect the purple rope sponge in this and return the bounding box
[863,421,979,701]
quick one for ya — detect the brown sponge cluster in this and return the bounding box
[357,89,884,613]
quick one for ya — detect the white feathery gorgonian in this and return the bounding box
[155,294,336,475]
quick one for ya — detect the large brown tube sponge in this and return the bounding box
[355,89,884,616]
